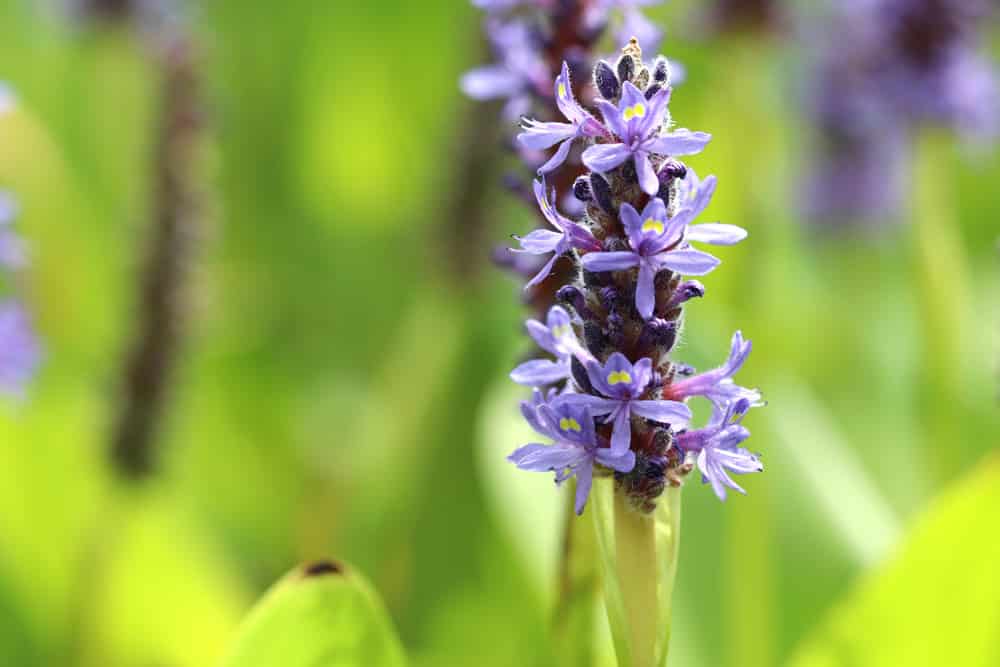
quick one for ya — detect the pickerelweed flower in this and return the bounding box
[583,80,710,195]
[512,179,602,288]
[576,352,691,453]
[0,300,41,396]
[503,39,764,515]
[510,304,593,386]
[675,397,762,500]
[517,62,608,174]
[802,0,999,225]
[509,396,636,514]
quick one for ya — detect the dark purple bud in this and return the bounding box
[616,55,635,84]
[594,60,620,100]
[666,280,706,309]
[571,356,593,393]
[599,286,620,313]
[556,284,594,320]
[638,318,677,350]
[673,363,696,377]
[590,173,615,214]
[658,159,687,181]
[644,454,668,479]
[652,57,670,83]
[645,84,662,100]
[573,176,593,202]
[583,320,606,354]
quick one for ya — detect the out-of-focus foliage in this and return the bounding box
[789,455,1000,667]
[0,1,998,666]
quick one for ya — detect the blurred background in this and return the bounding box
[0,1,998,666]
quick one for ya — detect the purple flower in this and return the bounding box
[583,81,710,194]
[460,19,549,120]
[587,0,665,53]
[512,179,602,289]
[510,305,591,386]
[518,62,609,174]
[676,398,762,500]
[580,197,721,319]
[567,352,690,453]
[662,330,761,408]
[0,193,27,270]
[801,0,999,225]
[675,170,748,246]
[0,82,14,115]
[508,398,636,514]
[0,300,40,397]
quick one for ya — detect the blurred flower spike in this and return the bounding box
[0,189,41,398]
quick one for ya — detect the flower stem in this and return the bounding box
[592,479,681,667]
[553,480,599,667]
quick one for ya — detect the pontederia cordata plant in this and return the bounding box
[498,36,764,665]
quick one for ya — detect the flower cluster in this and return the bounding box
[506,40,763,515]
[802,0,999,225]
[0,191,41,397]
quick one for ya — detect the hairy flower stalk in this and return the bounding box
[76,1,206,479]
[503,39,764,665]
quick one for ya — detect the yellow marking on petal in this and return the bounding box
[632,103,646,118]
[552,324,570,339]
[623,107,635,121]
[560,417,582,432]
[558,83,567,99]
[607,370,633,385]
[642,218,664,235]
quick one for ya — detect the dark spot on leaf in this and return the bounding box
[303,560,343,577]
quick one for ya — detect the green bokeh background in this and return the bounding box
[0,1,998,666]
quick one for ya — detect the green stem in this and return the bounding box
[592,480,681,667]
[912,131,970,481]
[552,481,599,667]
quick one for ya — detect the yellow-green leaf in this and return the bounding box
[218,561,407,667]
[788,455,1000,667]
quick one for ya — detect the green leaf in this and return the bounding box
[788,455,1000,667]
[218,561,407,667]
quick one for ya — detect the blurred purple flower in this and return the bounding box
[803,0,999,224]
[0,301,40,397]
[461,18,549,120]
